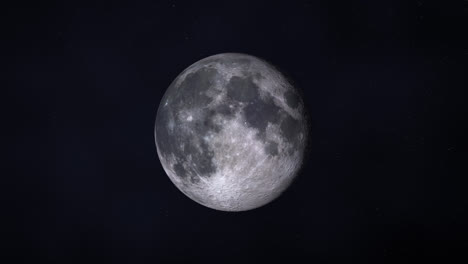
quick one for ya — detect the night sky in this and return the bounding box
[4,0,468,263]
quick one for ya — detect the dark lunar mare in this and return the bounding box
[226,75,280,135]
[283,90,300,109]
[225,74,303,155]
[155,67,224,183]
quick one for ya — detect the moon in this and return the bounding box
[154,53,308,211]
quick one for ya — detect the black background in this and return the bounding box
[4,0,468,263]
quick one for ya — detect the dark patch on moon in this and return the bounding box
[192,109,222,134]
[225,75,283,138]
[155,67,222,182]
[264,141,279,156]
[170,127,217,180]
[173,163,187,179]
[174,67,218,108]
[280,115,302,150]
[216,104,235,117]
[243,96,281,139]
[227,76,258,103]
[254,72,264,81]
[284,90,300,109]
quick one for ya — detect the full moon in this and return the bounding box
[154,53,308,211]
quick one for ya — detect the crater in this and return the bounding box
[173,163,187,179]
[283,90,300,109]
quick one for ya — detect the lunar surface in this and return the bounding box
[154,53,308,211]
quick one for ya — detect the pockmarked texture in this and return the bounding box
[154,53,308,211]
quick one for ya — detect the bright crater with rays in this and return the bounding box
[154,53,308,211]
